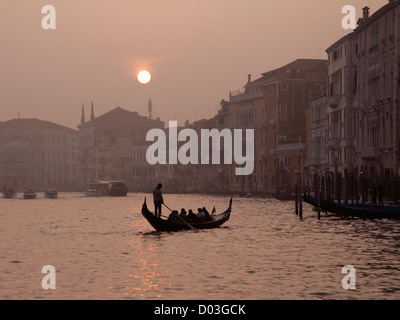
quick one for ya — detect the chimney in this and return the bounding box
[363,6,370,21]
[247,74,251,83]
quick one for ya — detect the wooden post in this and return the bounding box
[355,172,359,204]
[370,178,374,213]
[351,173,354,205]
[299,173,303,219]
[344,170,348,205]
[362,173,366,211]
[317,174,321,220]
[326,173,331,202]
[295,181,298,216]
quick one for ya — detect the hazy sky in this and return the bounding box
[0,0,389,129]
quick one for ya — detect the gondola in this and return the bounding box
[303,194,400,219]
[141,198,232,232]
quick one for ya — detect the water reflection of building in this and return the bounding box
[0,118,79,190]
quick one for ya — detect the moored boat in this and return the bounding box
[84,181,128,197]
[44,189,58,198]
[141,198,232,232]
[85,188,102,197]
[303,194,400,219]
[3,188,16,198]
[23,189,37,199]
[108,181,128,196]
[274,187,296,201]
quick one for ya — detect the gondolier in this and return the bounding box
[153,183,164,218]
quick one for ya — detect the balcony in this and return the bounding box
[306,158,326,167]
[327,137,340,150]
[360,146,381,160]
[270,143,306,155]
[327,95,340,108]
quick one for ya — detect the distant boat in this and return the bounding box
[44,189,58,198]
[23,189,37,199]
[85,188,102,197]
[108,181,128,197]
[3,188,16,199]
[85,181,128,197]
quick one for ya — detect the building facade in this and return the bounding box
[225,59,328,194]
[306,95,328,186]
[325,33,357,176]
[0,118,79,191]
[77,104,164,189]
[353,3,400,180]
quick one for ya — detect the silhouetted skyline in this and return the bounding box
[0,0,388,129]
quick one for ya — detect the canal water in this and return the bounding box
[1,192,400,299]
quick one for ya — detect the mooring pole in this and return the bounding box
[317,174,321,220]
[299,172,303,219]
[295,179,299,216]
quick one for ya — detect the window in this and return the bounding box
[279,103,288,121]
[330,70,342,96]
[332,47,342,61]
[371,23,379,47]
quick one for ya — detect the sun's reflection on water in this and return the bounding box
[121,235,173,299]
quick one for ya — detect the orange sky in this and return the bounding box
[0,0,389,129]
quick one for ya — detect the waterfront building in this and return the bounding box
[131,137,156,192]
[78,104,164,189]
[226,59,327,194]
[305,95,328,187]
[226,74,266,194]
[352,2,400,179]
[0,118,79,190]
[325,33,357,177]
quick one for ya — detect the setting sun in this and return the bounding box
[137,70,151,84]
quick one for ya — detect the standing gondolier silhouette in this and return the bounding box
[153,183,164,217]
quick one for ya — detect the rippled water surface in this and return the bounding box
[1,192,400,300]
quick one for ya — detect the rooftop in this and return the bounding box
[0,118,78,135]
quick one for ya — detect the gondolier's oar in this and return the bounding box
[163,203,199,233]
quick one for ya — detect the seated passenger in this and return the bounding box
[168,210,179,220]
[196,208,206,221]
[202,207,213,221]
[187,209,199,222]
[179,208,187,217]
